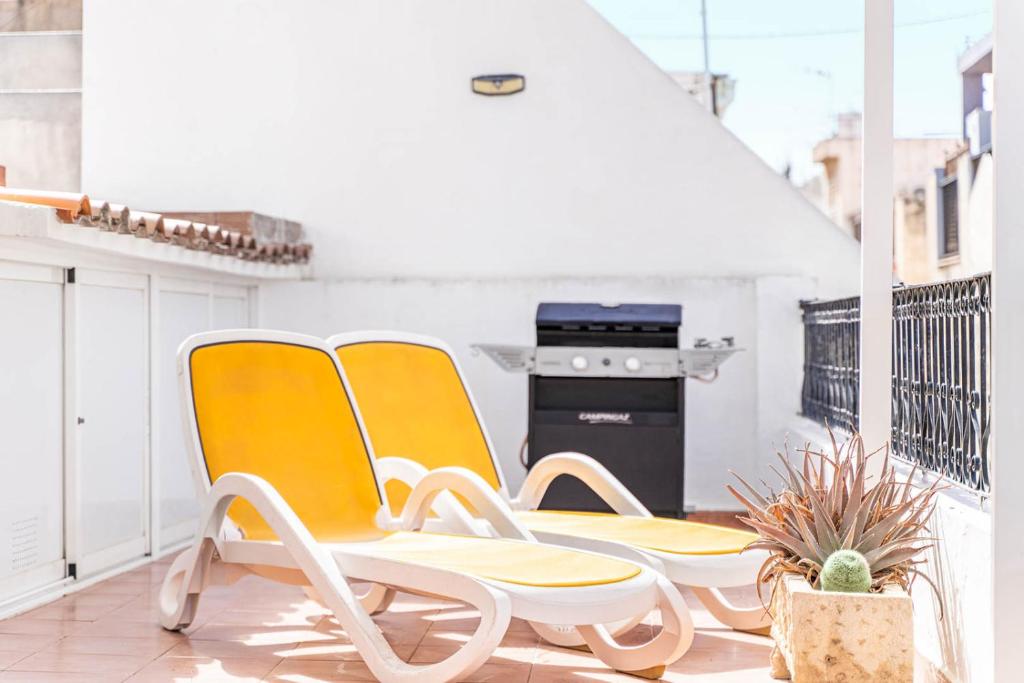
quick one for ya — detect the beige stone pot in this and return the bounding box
[769,574,913,682]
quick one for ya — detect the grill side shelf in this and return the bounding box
[678,347,743,376]
[471,343,536,373]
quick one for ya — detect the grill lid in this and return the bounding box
[536,303,682,348]
[536,303,681,328]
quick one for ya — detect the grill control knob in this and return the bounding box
[624,356,641,373]
[571,355,589,371]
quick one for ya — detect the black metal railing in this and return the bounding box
[800,273,992,493]
[800,295,861,431]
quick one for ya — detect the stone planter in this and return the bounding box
[769,574,913,682]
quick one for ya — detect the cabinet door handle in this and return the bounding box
[77,417,85,425]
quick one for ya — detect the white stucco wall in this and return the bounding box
[81,0,860,508]
[81,0,856,287]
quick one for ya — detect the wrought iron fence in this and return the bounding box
[800,273,992,493]
[800,295,861,432]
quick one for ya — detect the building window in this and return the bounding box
[938,174,959,257]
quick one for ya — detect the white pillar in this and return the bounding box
[859,0,894,469]
[992,1,1024,678]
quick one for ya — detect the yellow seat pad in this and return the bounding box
[515,511,757,556]
[350,531,641,587]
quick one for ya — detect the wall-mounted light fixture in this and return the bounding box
[471,74,525,96]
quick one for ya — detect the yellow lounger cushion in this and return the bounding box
[350,531,641,587]
[515,511,758,556]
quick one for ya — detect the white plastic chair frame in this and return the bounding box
[160,330,694,682]
[327,330,771,637]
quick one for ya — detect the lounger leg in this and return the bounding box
[690,586,771,633]
[158,538,216,630]
[304,582,396,615]
[356,583,396,614]
[529,615,645,648]
[575,574,695,676]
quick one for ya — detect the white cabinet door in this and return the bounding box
[155,288,209,550]
[0,268,66,603]
[213,286,251,329]
[155,282,250,552]
[73,271,149,576]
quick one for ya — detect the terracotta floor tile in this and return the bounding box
[188,622,334,648]
[8,650,151,677]
[410,643,539,667]
[42,635,177,658]
[50,593,138,608]
[528,662,639,682]
[0,619,82,636]
[0,633,62,654]
[282,639,418,663]
[461,660,532,683]
[80,577,151,594]
[164,638,292,660]
[0,672,123,682]
[22,603,120,622]
[126,655,277,682]
[65,618,187,641]
[209,608,325,627]
[264,659,377,681]
[101,603,168,623]
[0,651,27,669]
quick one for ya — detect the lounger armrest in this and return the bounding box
[376,456,484,536]
[513,452,652,517]
[374,455,430,486]
[201,472,345,577]
[401,467,535,541]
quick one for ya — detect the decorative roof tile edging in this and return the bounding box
[0,188,312,266]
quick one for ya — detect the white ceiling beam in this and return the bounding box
[859,0,894,475]
[992,1,1024,679]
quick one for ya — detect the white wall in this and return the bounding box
[82,0,856,288]
[82,0,861,509]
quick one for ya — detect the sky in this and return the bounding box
[588,0,992,183]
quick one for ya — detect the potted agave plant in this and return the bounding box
[728,431,942,682]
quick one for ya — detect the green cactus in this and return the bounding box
[820,549,872,593]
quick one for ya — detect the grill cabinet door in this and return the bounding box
[527,376,685,518]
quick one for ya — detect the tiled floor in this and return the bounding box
[0,554,777,682]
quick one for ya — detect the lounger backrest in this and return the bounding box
[182,334,385,541]
[332,338,503,513]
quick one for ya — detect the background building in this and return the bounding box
[803,34,995,287]
[0,0,81,190]
[669,70,736,118]
[920,34,993,282]
[809,112,959,245]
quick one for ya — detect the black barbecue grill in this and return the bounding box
[474,302,739,518]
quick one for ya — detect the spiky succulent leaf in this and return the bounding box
[730,427,945,595]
